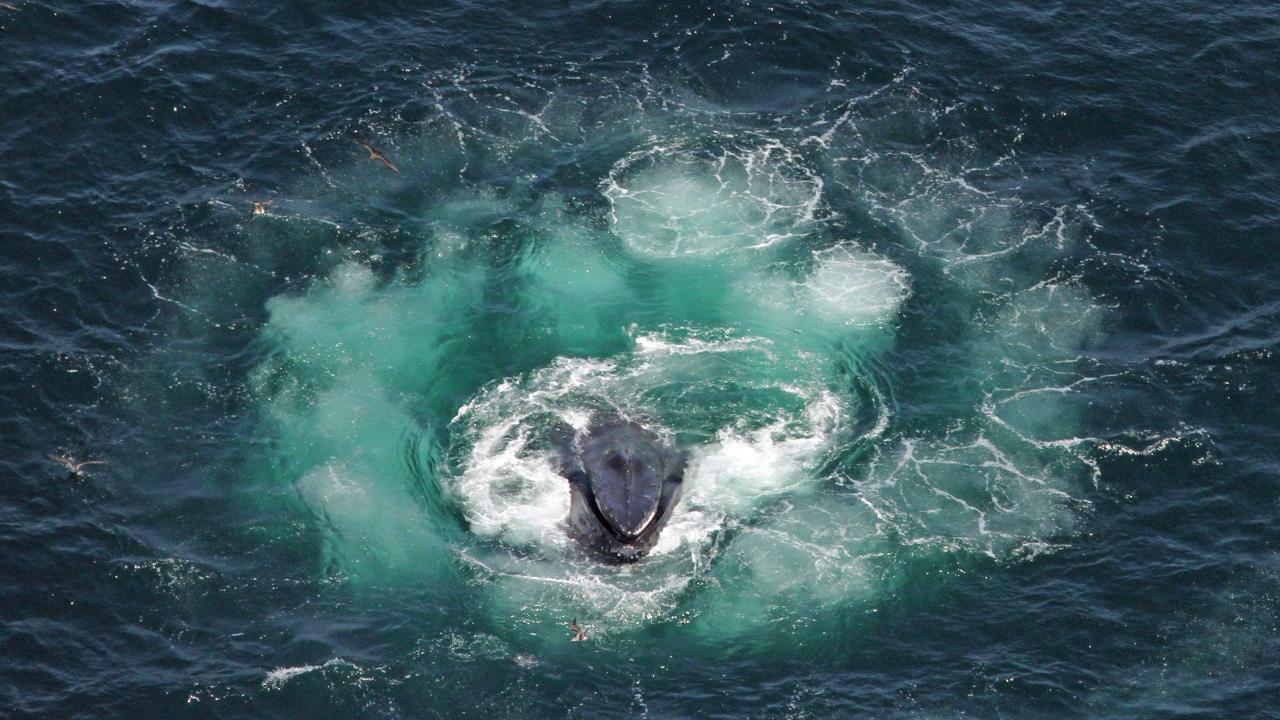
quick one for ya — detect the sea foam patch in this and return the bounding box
[802,244,911,329]
[605,142,822,258]
[728,242,911,341]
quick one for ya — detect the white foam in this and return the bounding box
[262,664,322,690]
[451,417,571,547]
[727,243,910,339]
[856,431,1084,559]
[262,659,358,690]
[686,391,843,516]
[330,262,376,297]
[801,244,910,329]
[444,331,857,625]
[604,142,822,257]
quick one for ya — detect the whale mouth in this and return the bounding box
[573,469,684,550]
[562,416,689,561]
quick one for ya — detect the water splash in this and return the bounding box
[178,72,1110,636]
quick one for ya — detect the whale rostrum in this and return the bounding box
[554,414,686,562]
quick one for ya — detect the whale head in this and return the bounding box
[560,416,685,562]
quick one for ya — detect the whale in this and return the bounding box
[553,414,686,563]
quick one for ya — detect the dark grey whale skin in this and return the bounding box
[553,415,686,563]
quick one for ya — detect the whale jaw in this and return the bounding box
[559,417,685,563]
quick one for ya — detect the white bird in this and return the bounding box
[49,454,107,476]
[246,197,274,215]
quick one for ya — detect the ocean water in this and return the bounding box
[1,1,1278,717]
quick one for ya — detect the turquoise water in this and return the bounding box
[2,2,1277,717]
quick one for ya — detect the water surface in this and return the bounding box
[1,1,1278,717]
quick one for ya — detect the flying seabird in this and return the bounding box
[49,454,107,476]
[246,197,274,215]
[353,136,400,174]
[570,618,587,642]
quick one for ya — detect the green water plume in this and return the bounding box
[158,81,1108,641]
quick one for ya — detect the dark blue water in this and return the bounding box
[3,2,1278,717]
